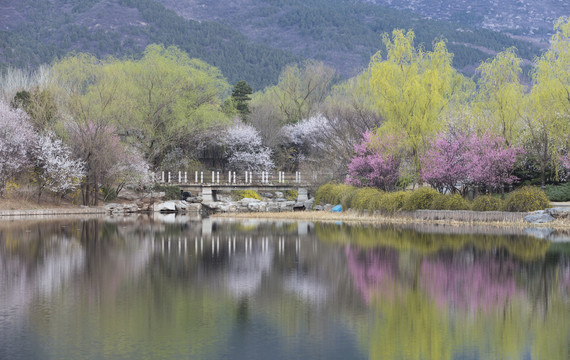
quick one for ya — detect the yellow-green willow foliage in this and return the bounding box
[474,48,525,146]
[527,17,570,183]
[368,29,465,180]
[51,44,231,170]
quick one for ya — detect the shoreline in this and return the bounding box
[0,206,568,231]
[213,210,570,230]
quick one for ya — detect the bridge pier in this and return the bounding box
[202,186,215,202]
[297,188,309,202]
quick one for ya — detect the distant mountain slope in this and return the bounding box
[362,0,570,38]
[0,0,548,90]
[156,0,543,76]
[0,0,299,89]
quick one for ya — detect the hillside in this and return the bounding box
[0,0,299,90]
[156,0,543,76]
[0,0,550,89]
[362,0,570,38]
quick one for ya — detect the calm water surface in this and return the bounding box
[0,215,568,360]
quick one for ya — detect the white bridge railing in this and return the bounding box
[156,170,305,185]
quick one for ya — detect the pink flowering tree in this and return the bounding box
[223,122,273,171]
[346,131,401,191]
[469,133,523,192]
[33,131,86,200]
[0,101,36,195]
[421,132,472,193]
[421,131,522,194]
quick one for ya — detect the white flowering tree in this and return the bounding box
[33,131,86,199]
[223,122,273,171]
[106,147,153,196]
[0,101,35,195]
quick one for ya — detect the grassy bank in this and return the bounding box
[214,210,570,230]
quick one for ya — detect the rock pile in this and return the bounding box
[524,207,570,224]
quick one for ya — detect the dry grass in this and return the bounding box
[214,210,570,229]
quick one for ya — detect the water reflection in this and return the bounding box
[0,217,568,360]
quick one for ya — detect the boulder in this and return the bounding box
[304,198,315,209]
[524,212,555,224]
[248,201,267,212]
[275,191,284,198]
[313,205,324,211]
[266,203,281,212]
[547,207,570,219]
[240,198,261,207]
[154,200,178,212]
[261,192,274,198]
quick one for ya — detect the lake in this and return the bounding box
[0,215,568,360]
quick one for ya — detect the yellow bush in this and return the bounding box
[472,195,503,211]
[503,186,550,212]
[402,187,439,211]
[430,193,471,210]
[379,191,410,213]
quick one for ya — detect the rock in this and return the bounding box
[155,201,178,212]
[323,204,333,211]
[313,205,324,211]
[275,198,287,202]
[267,203,281,212]
[261,192,274,198]
[240,198,261,206]
[275,191,283,198]
[248,201,267,212]
[547,207,570,219]
[103,203,139,214]
[304,198,315,209]
[524,212,555,223]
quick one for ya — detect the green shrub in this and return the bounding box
[233,190,262,201]
[430,193,471,210]
[402,187,439,211]
[544,183,570,202]
[503,186,550,212]
[472,195,503,211]
[340,186,360,210]
[352,188,384,211]
[285,190,298,201]
[379,191,410,213]
[153,184,181,200]
[314,183,352,206]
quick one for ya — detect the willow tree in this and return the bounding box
[368,30,463,182]
[526,17,570,185]
[113,44,231,169]
[475,48,525,147]
[51,53,122,205]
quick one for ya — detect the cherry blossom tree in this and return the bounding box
[346,130,401,191]
[33,131,85,199]
[223,122,273,171]
[0,101,35,195]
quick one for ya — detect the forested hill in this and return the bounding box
[0,0,300,90]
[1,0,545,89]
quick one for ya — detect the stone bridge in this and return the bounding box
[157,170,314,202]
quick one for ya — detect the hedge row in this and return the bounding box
[314,184,550,213]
